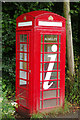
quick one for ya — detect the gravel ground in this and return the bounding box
[56,110,79,119]
[15,109,80,120]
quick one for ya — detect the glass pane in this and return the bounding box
[20,53,27,61]
[40,82,42,90]
[44,63,48,71]
[58,81,60,88]
[59,45,60,52]
[20,35,23,42]
[58,72,60,79]
[20,34,27,42]
[20,44,27,52]
[43,90,57,99]
[40,73,42,81]
[19,88,27,97]
[58,90,60,97]
[59,35,61,43]
[20,80,26,86]
[40,100,42,109]
[43,99,57,108]
[41,54,43,62]
[40,91,42,99]
[59,53,60,61]
[40,63,42,71]
[44,62,57,71]
[51,72,57,80]
[20,62,27,70]
[43,81,57,90]
[58,63,60,70]
[20,71,27,79]
[44,71,57,80]
[19,97,27,107]
[44,54,57,62]
[44,35,57,43]
[44,44,57,52]
[23,34,27,42]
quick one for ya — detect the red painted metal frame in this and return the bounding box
[16,10,66,114]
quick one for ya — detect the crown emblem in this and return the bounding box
[24,16,26,20]
[48,16,53,20]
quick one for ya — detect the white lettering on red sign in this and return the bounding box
[39,21,62,27]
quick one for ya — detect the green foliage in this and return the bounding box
[70,2,80,56]
[65,56,80,105]
[2,91,16,119]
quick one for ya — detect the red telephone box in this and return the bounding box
[16,11,66,114]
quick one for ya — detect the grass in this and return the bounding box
[31,100,72,119]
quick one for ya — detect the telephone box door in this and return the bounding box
[39,30,65,109]
[16,31,31,109]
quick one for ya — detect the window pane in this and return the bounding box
[58,53,60,61]
[43,81,57,90]
[20,34,27,42]
[58,63,60,70]
[40,63,42,71]
[23,34,27,42]
[51,72,57,80]
[20,80,26,86]
[58,72,60,79]
[19,97,27,107]
[40,100,42,109]
[44,54,57,62]
[20,62,27,70]
[43,90,57,99]
[20,53,27,61]
[43,99,57,108]
[19,88,27,97]
[44,44,57,52]
[40,73,42,81]
[58,81,60,88]
[20,44,27,52]
[59,45,60,52]
[41,54,43,62]
[20,71,27,79]
[44,71,57,80]
[20,35,23,42]
[58,90,60,97]
[59,35,61,43]
[44,62,57,71]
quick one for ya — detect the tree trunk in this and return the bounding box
[63,1,75,75]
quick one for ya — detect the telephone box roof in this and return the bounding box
[27,11,65,20]
[16,10,66,21]
[16,11,66,29]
